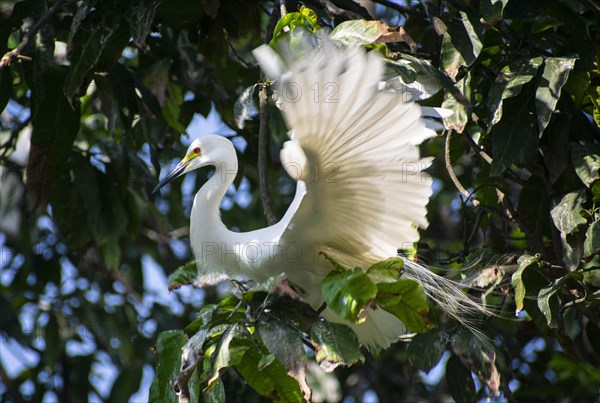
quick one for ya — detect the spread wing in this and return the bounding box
[254,42,437,269]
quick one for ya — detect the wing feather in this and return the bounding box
[254,43,436,269]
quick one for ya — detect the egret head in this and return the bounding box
[152,135,235,193]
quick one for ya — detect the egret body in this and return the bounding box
[155,42,483,348]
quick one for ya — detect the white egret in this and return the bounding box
[154,41,484,348]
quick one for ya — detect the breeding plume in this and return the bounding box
[155,40,483,348]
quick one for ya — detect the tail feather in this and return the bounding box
[321,307,407,349]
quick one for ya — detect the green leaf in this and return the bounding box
[321,267,377,322]
[584,221,600,257]
[511,254,542,315]
[207,324,249,386]
[550,190,587,235]
[26,67,81,212]
[587,85,600,127]
[490,97,538,175]
[184,304,219,335]
[366,257,404,283]
[446,354,476,403]
[299,6,320,30]
[310,321,364,372]
[537,279,562,327]
[330,20,381,46]
[65,14,122,101]
[233,338,304,402]
[440,12,484,81]
[109,364,143,403]
[376,280,431,333]
[442,76,470,133]
[536,57,577,137]
[406,329,449,372]
[450,328,500,394]
[571,144,600,188]
[487,57,543,126]
[168,261,198,291]
[271,12,306,45]
[258,320,310,400]
[126,0,159,49]
[479,0,509,24]
[162,82,187,133]
[149,330,188,403]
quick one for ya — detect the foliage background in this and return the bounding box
[0,0,599,401]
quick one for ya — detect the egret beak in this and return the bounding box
[152,160,189,193]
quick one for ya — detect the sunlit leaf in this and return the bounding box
[321,267,377,323]
[550,190,587,235]
[366,257,403,283]
[511,254,542,315]
[487,57,543,126]
[168,260,198,291]
[376,279,431,333]
[536,57,576,137]
[571,144,600,188]
[584,221,600,257]
[440,12,484,81]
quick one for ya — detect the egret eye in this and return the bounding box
[193,147,201,155]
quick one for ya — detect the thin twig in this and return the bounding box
[258,84,277,225]
[0,0,69,69]
[225,32,253,68]
[463,208,485,256]
[445,129,480,206]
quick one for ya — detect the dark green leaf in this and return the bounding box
[310,321,364,371]
[258,320,310,400]
[149,330,187,403]
[440,12,484,81]
[321,267,377,322]
[65,14,121,101]
[550,190,587,235]
[487,57,543,126]
[571,144,600,188]
[26,67,80,211]
[450,328,500,394]
[445,354,476,403]
[537,279,562,327]
[584,221,600,257]
[233,338,304,402]
[406,329,448,372]
[479,0,509,23]
[376,280,431,332]
[490,97,538,175]
[126,0,158,49]
[536,57,576,137]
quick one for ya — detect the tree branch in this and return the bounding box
[258,84,277,225]
[445,129,480,206]
[0,0,69,69]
